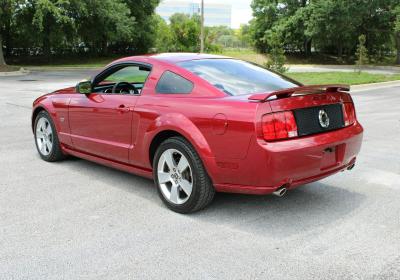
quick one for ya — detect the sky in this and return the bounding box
[158,0,253,29]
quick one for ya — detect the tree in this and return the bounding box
[237,24,253,48]
[251,0,312,54]
[264,32,288,73]
[154,15,173,52]
[394,5,400,64]
[251,0,395,61]
[355,35,368,73]
[30,0,77,59]
[0,35,4,65]
[305,0,361,58]
[124,0,160,54]
[0,0,19,65]
[0,0,160,61]
[251,0,280,53]
[169,13,200,52]
[74,0,134,55]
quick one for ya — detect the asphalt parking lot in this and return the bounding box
[0,70,399,280]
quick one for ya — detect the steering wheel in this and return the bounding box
[112,82,139,95]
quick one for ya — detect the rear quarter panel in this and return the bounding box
[131,61,259,177]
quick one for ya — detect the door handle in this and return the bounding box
[115,105,133,113]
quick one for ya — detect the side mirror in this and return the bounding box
[76,80,92,94]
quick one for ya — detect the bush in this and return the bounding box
[264,32,288,73]
[355,34,369,73]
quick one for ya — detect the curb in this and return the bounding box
[0,68,30,77]
[351,80,400,92]
[24,66,102,72]
[288,64,400,72]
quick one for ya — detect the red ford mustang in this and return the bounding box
[32,53,363,213]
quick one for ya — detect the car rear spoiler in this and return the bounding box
[247,84,350,102]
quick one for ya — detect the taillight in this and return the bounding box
[343,103,356,126]
[262,111,298,141]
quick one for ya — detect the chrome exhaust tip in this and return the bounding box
[347,163,355,170]
[273,187,287,197]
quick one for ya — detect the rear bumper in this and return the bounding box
[212,122,363,195]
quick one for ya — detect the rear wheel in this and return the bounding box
[153,137,215,213]
[34,111,66,162]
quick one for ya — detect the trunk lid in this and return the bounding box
[250,84,355,140]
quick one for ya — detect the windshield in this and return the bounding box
[178,59,300,96]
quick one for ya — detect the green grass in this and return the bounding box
[0,65,20,72]
[218,49,400,66]
[217,49,345,65]
[287,72,400,85]
[217,49,268,65]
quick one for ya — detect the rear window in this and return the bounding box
[156,71,193,94]
[177,59,300,96]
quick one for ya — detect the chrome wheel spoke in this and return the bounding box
[169,185,179,204]
[179,179,192,196]
[163,150,175,170]
[36,130,44,138]
[45,124,52,135]
[158,171,171,184]
[177,155,189,173]
[45,142,52,153]
[40,142,47,153]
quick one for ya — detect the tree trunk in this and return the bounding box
[5,18,12,57]
[338,43,343,59]
[42,15,51,61]
[396,32,400,65]
[0,35,6,66]
[304,39,312,57]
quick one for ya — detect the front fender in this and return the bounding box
[32,95,72,146]
[32,95,57,132]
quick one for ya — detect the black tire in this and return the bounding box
[153,136,215,213]
[34,111,66,162]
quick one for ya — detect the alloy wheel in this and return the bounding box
[36,117,53,156]
[157,149,193,205]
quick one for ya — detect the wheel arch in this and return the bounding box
[31,106,47,132]
[149,130,184,166]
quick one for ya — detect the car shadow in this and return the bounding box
[61,156,159,202]
[61,157,365,238]
[192,182,365,238]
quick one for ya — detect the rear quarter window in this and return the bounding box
[156,71,193,94]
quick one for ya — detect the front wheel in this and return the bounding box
[153,137,215,213]
[34,111,66,162]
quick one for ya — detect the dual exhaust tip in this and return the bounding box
[347,163,355,170]
[272,186,287,197]
[273,163,355,198]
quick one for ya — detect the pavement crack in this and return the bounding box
[5,102,31,109]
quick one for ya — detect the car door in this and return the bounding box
[68,63,151,164]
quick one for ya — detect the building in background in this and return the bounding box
[156,0,232,27]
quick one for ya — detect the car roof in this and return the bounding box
[151,53,229,63]
[116,53,230,65]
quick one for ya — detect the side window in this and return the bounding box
[105,65,150,84]
[156,71,193,94]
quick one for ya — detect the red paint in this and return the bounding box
[32,53,363,195]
